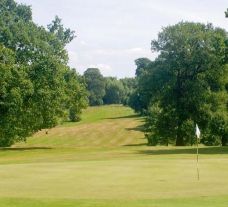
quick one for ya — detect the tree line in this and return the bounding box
[129,22,228,146]
[83,68,136,106]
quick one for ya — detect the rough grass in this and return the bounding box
[1,105,228,207]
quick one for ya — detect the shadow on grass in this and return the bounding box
[0,147,52,151]
[124,143,148,147]
[138,146,228,155]
[126,124,145,132]
[105,114,142,120]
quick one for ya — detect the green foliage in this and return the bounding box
[0,0,88,146]
[135,58,152,77]
[128,58,152,114]
[0,44,33,146]
[103,77,125,104]
[83,69,136,106]
[202,113,228,146]
[120,77,137,105]
[128,91,146,114]
[84,68,106,106]
[102,77,136,106]
[48,16,75,46]
[65,69,88,122]
[137,22,228,146]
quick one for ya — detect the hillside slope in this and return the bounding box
[15,105,146,148]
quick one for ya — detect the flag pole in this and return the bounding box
[196,136,200,181]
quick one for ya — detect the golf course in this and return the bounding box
[0,105,228,207]
[1,0,228,206]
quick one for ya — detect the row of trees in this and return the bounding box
[83,68,136,106]
[130,22,228,146]
[0,0,88,146]
[1,1,227,147]
[0,0,136,147]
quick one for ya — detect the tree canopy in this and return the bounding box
[83,68,136,106]
[83,68,106,106]
[130,22,228,146]
[103,77,125,105]
[0,0,88,146]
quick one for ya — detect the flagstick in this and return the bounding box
[196,137,200,181]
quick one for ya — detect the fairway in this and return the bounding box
[1,105,228,207]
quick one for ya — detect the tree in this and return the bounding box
[120,78,137,105]
[84,68,105,106]
[128,58,152,114]
[0,44,33,146]
[135,58,152,77]
[141,22,228,146]
[48,16,75,46]
[103,77,124,104]
[64,69,88,122]
[0,0,88,146]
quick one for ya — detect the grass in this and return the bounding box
[63,105,139,126]
[13,105,144,148]
[0,105,228,206]
[1,197,228,207]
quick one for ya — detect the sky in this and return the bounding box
[16,0,228,78]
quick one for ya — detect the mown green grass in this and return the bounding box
[1,105,228,207]
[13,105,144,148]
[1,196,228,207]
[64,104,137,126]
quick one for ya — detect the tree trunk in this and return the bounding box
[175,118,184,146]
[222,136,227,146]
[176,136,184,146]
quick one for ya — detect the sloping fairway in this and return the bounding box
[0,105,228,207]
[14,105,144,148]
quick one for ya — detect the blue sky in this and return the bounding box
[17,0,228,78]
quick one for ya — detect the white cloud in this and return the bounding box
[88,64,113,76]
[91,47,152,57]
[68,51,78,68]
[79,40,88,46]
[17,0,228,78]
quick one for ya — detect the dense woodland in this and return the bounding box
[0,0,228,147]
